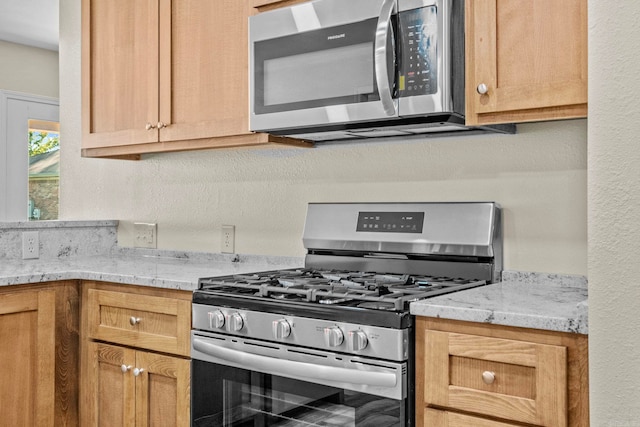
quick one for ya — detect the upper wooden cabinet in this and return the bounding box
[81,0,309,159]
[465,0,588,126]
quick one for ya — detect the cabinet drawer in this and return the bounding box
[423,330,567,427]
[424,408,521,427]
[86,289,191,356]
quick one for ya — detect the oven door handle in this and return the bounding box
[192,337,398,388]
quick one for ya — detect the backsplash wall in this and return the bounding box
[58,0,587,277]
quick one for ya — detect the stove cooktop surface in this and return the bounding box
[197,268,485,312]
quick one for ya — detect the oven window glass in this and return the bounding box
[191,360,404,426]
[264,42,374,107]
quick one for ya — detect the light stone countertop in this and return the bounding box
[410,271,588,334]
[0,249,304,291]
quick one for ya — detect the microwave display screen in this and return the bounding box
[398,6,438,97]
[263,42,374,107]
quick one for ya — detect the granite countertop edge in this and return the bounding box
[0,253,588,335]
[410,270,589,335]
[0,250,305,291]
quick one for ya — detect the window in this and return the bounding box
[28,119,60,220]
[0,90,59,221]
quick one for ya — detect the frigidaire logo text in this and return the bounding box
[327,33,346,40]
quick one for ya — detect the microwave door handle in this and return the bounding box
[375,0,396,116]
[192,337,397,388]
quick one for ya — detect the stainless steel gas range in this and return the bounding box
[191,202,502,426]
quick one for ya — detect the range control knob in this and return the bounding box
[348,330,369,351]
[208,310,225,329]
[324,326,344,347]
[272,319,292,339]
[226,312,244,332]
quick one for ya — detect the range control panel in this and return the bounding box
[192,304,409,362]
[356,211,425,233]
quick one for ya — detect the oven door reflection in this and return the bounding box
[191,360,404,426]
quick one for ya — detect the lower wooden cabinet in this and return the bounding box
[416,317,589,427]
[83,342,190,426]
[0,282,79,427]
[80,282,192,426]
[0,288,56,426]
[424,408,522,427]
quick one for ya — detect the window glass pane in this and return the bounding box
[28,119,59,221]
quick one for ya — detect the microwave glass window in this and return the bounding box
[263,42,374,107]
[398,6,438,97]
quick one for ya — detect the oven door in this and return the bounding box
[249,0,398,133]
[191,331,409,426]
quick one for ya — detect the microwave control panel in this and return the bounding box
[397,6,438,97]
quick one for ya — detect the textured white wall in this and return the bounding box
[588,1,640,425]
[59,0,587,276]
[0,41,59,98]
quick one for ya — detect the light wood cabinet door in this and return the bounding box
[85,342,190,427]
[135,351,191,426]
[0,289,56,427]
[163,0,250,142]
[82,0,160,150]
[86,288,191,357]
[465,0,588,125]
[416,317,589,427]
[85,342,137,426]
[423,330,567,426]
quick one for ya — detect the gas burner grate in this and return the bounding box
[198,268,486,311]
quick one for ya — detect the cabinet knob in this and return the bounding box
[157,122,168,129]
[133,368,145,377]
[130,316,141,326]
[482,370,495,384]
[476,83,489,95]
[121,364,132,373]
[145,122,156,130]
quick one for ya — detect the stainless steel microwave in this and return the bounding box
[249,0,513,141]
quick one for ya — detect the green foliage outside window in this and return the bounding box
[29,131,59,156]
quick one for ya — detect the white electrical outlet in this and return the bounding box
[134,223,157,248]
[222,225,235,253]
[22,231,39,259]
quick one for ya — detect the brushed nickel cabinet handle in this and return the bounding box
[477,83,489,95]
[129,316,141,326]
[121,364,132,373]
[145,122,156,130]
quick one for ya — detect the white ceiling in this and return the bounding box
[0,0,59,51]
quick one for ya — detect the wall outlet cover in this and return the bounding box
[134,222,157,248]
[222,225,235,253]
[22,231,39,259]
